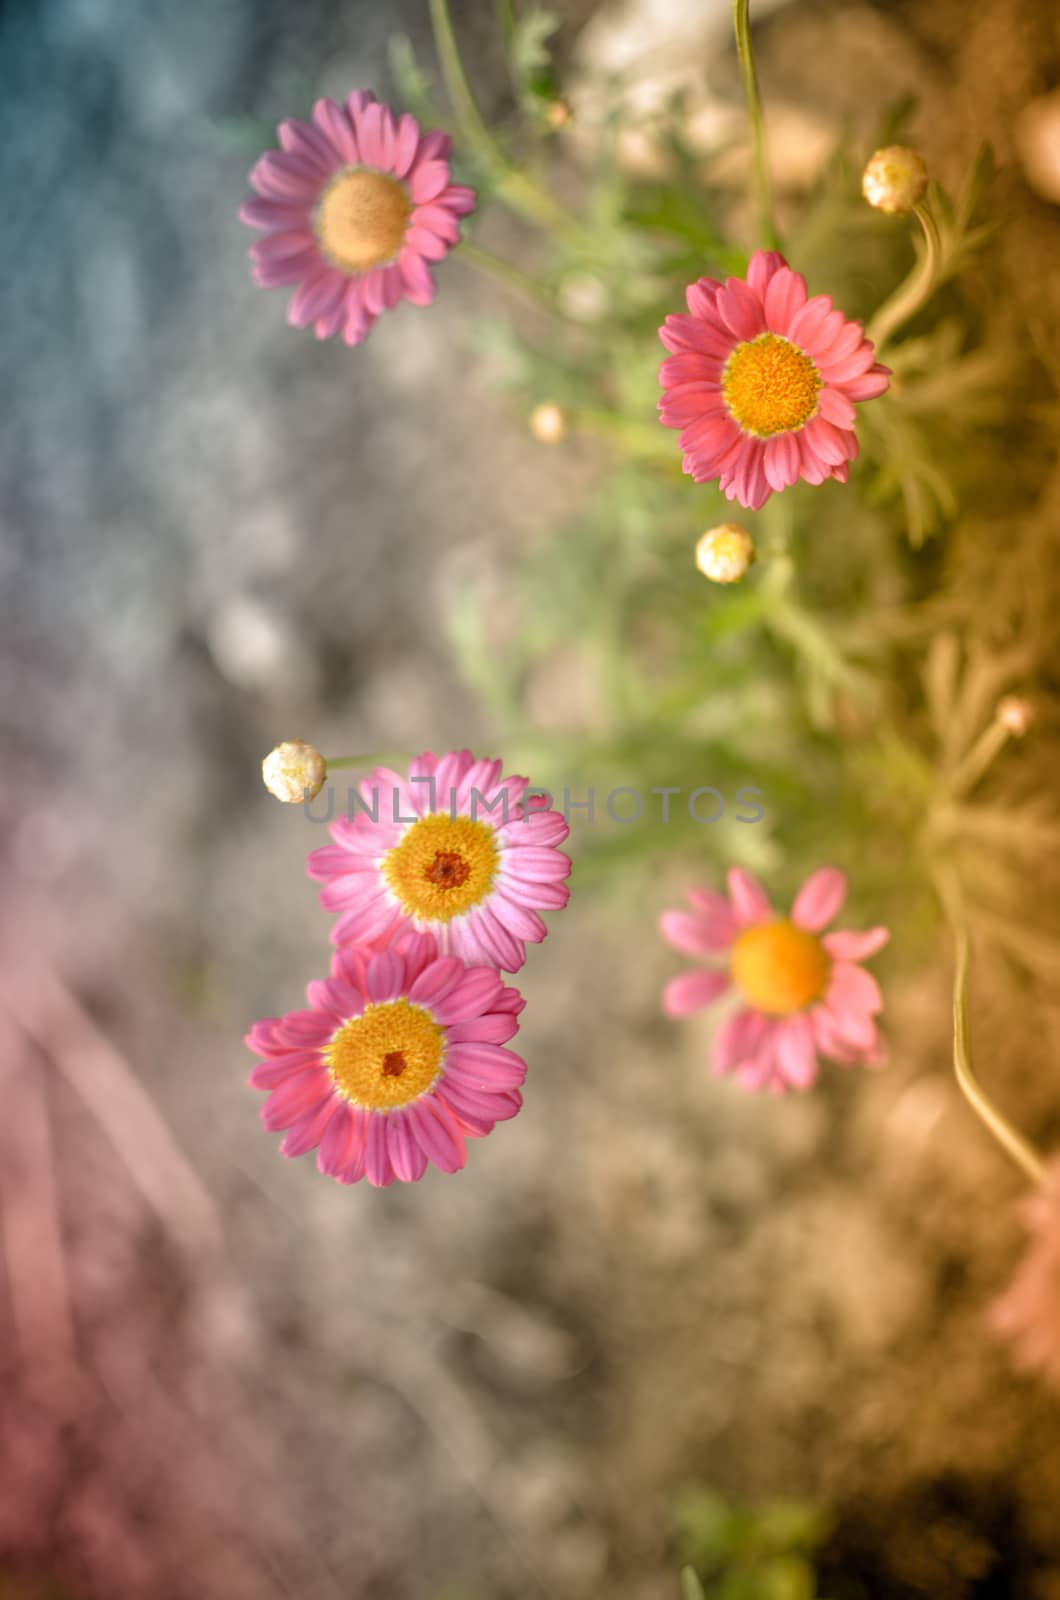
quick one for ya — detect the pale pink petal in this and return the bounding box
[662,969,730,1017]
[825,960,883,1017]
[393,112,422,176]
[773,1014,819,1090]
[659,908,729,957]
[822,927,890,961]
[727,867,773,926]
[763,432,800,492]
[791,867,847,931]
[713,1009,771,1075]
[387,1110,429,1183]
[817,387,857,428]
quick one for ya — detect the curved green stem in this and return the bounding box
[936,867,1045,1185]
[456,238,559,314]
[732,0,779,252]
[866,201,944,355]
[428,0,592,248]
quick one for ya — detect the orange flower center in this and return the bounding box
[382,813,499,923]
[315,169,410,273]
[722,334,822,437]
[325,1000,444,1109]
[729,919,830,1016]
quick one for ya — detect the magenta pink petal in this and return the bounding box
[393,111,421,176]
[288,267,346,328]
[277,116,336,173]
[432,968,507,1024]
[262,1070,332,1132]
[408,1099,466,1174]
[387,1110,428,1183]
[248,155,318,203]
[439,184,475,215]
[239,198,311,231]
[280,1095,340,1159]
[447,1043,527,1090]
[410,160,450,204]
[446,1012,521,1045]
[312,97,360,164]
[399,249,435,306]
[253,250,321,288]
[249,1053,322,1090]
[405,225,449,262]
[789,294,834,347]
[364,1114,395,1187]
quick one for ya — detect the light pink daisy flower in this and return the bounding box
[246,932,526,1186]
[659,865,889,1094]
[658,250,890,510]
[307,750,571,973]
[239,91,476,346]
[992,1158,1060,1390]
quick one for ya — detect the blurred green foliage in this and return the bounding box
[676,1485,833,1600]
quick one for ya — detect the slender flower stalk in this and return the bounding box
[457,238,560,313]
[732,0,779,252]
[937,867,1045,1185]
[866,202,944,355]
[428,0,591,247]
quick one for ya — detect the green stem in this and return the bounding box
[732,0,779,252]
[325,752,407,772]
[866,201,944,354]
[936,867,1045,1185]
[428,0,591,248]
[456,238,559,314]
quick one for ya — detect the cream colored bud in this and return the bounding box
[861,145,928,214]
[262,739,326,803]
[695,524,755,584]
[544,98,572,130]
[530,402,566,444]
[996,695,1034,737]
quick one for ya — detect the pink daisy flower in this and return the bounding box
[307,750,571,973]
[246,932,526,1186]
[239,91,476,346]
[992,1158,1060,1390]
[659,865,889,1094]
[658,250,890,510]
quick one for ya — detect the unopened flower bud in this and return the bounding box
[996,695,1034,737]
[262,739,326,803]
[530,402,566,444]
[544,98,572,130]
[695,524,755,584]
[861,145,928,214]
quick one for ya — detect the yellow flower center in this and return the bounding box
[325,1000,444,1109]
[722,334,822,438]
[729,919,830,1016]
[382,813,500,923]
[315,169,410,274]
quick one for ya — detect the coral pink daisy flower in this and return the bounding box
[991,1158,1060,1390]
[246,932,526,1186]
[239,92,476,346]
[307,750,571,973]
[658,250,890,510]
[659,865,889,1093]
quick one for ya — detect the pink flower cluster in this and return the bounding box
[246,750,571,1187]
